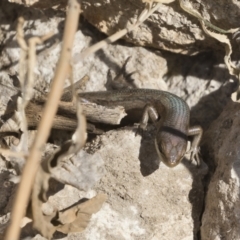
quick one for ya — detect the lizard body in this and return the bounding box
[79,89,202,168]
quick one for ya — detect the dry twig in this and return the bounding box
[4,1,81,239]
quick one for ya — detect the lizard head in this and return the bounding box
[154,130,187,168]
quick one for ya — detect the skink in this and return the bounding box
[78,89,202,168]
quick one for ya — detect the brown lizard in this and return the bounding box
[78,89,202,168]
[3,69,203,168]
[23,61,203,168]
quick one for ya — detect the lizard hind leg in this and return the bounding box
[135,104,159,136]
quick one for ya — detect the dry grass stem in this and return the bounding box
[0,18,54,167]
[4,1,81,239]
[16,17,28,51]
[26,33,54,103]
[0,149,27,159]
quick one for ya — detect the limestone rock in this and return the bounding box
[201,101,240,240]
[7,0,240,55]
[80,128,207,239]
[81,0,240,55]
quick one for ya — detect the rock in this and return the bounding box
[0,1,237,239]
[8,0,240,55]
[0,0,168,106]
[8,0,68,9]
[80,128,208,239]
[15,128,207,240]
[81,0,240,55]
[201,100,240,240]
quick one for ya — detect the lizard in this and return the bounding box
[54,55,203,168]
[71,53,203,168]
[0,66,203,168]
[77,1,238,169]
[78,89,202,168]
[1,80,203,168]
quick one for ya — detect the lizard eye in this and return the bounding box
[157,142,163,153]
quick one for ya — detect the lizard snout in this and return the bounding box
[167,148,180,167]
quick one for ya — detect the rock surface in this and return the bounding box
[81,128,207,240]
[0,0,239,240]
[200,100,240,240]
[81,0,240,55]
[8,0,240,55]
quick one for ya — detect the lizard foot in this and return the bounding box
[134,122,147,136]
[186,146,201,167]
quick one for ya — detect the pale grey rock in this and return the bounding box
[0,213,11,239]
[201,101,240,240]
[0,1,168,110]
[50,150,106,191]
[78,128,208,240]
[0,1,238,240]
[81,0,240,55]
[6,0,240,55]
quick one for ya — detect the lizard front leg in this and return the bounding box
[138,104,159,130]
[187,126,203,166]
